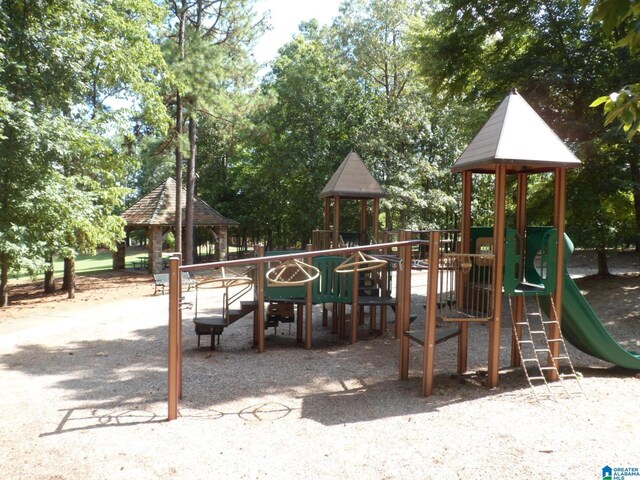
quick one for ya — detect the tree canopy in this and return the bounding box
[2,0,640,306]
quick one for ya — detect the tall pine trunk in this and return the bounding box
[174,1,187,258]
[175,91,183,258]
[185,115,196,265]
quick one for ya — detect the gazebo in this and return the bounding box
[118,178,238,273]
[453,89,581,388]
[319,150,385,248]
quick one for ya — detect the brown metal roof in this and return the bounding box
[452,90,582,174]
[121,177,239,227]
[319,151,385,199]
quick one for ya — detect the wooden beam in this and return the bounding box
[333,196,340,249]
[549,168,568,380]
[489,165,507,388]
[458,171,472,374]
[511,173,528,367]
[305,244,314,349]
[360,199,368,246]
[372,198,380,243]
[324,197,331,232]
[399,230,412,380]
[423,230,440,396]
[167,256,181,421]
[256,245,266,353]
[350,268,359,344]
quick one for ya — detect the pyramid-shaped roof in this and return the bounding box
[452,90,581,174]
[122,178,238,227]
[319,151,385,199]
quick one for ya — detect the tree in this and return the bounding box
[582,0,640,138]
[413,0,640,273]
[334,0,458,230]
[0,0,167,304]
[162,0,263,263]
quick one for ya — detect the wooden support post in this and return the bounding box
[360,199,368,246]
[489,165,507,388]
[324,198,331,232]
[168,256,181,421]
[549,168,567,380]
[305,244,313,349]
[297,304,303,342]
[256,245,266,353]
[511,173,528,367]
[399,230,412,380]
[423,230,440,396]
[458,171,472,374]
[372,198,380,244]
[332,196,340,249]
[394,240,405,339]
[350,268,359,344]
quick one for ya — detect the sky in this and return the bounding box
[253,0,342,65]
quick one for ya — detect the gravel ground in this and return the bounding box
[0,252,638,479]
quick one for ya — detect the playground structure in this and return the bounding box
[165,90,640,420]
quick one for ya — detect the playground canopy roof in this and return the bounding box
[121,177,238,228]
[320,150,385,199]
[452,89,582,174]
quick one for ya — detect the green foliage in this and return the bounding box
[0,0,168,303]
[582,0,640,138]
[413,0,640,251]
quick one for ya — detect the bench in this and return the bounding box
[153,272,196,295]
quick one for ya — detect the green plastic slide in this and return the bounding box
[558,275,640,370]
[526,228,640,370]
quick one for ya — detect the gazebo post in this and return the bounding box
[148,225,163,274]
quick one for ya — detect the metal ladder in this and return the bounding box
[510,295,585,401]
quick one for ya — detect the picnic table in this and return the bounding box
[131,256,148,270]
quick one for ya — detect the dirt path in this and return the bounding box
[0,255,638,479]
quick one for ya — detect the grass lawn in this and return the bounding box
[13,245,249,283]
[13,248,150,282]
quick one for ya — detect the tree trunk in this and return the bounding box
[44,255,55,294]
[185,115,197,265]
[44,270,55,293]
[63,257,76,298]
[385,208,393,232]
[596,245,611,277]
[174,1,187,259]
[0,255,8,307]
[175,90,183,258]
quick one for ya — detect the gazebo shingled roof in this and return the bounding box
[320,150,385,199]
[122,177,238,228]
[452,89,581,174]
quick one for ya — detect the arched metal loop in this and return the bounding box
[334,251,387,273]
[266,259,320,286]
[196,267,253,289]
